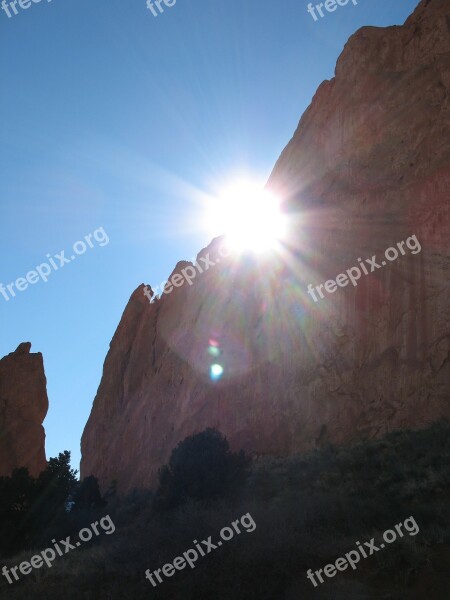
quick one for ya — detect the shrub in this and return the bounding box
[154,428,250,509]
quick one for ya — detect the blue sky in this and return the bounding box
[0,0,419,473]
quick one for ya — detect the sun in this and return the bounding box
[207,181,286,253]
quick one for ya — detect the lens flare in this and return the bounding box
[210,363,224,381]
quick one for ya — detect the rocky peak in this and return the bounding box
[81,0,450,494]
[0,343,48,477]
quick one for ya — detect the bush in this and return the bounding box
[154,428,250,509]
[72,476,106,512]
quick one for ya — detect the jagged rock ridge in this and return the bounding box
[81,0,450,493]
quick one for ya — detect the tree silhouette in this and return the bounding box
[72,476,106,511]
[155,428,250,509]
[0,467,35,555]
[0,451,79,555]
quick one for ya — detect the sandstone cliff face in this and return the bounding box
[81,0,450,493]
[0,343,48,477]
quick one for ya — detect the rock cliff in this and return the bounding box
[81,0,450,493]
[0,343,48,477]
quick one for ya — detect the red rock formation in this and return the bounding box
[0,343,48,477]
[81,0,450,493]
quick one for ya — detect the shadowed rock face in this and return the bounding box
[0,344,48,477]
[81,0,450,494]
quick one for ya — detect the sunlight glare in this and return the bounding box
[208,181,286,253]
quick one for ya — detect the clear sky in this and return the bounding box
[0,0,419,474]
